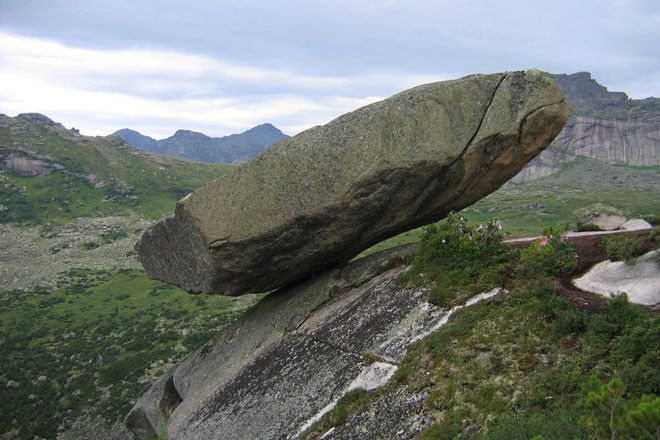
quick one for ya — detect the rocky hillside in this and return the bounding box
[512,72,659,183]
[128,225,659,440]
[113,123,289,163]
[0,113,231,223]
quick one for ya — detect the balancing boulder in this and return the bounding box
[136,70,570,295]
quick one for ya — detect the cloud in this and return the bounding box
[0,32,445,137]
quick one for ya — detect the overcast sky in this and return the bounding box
[1,0,658,138]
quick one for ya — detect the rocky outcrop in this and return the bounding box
[3,154,64,176]
[126,244,502,440]
[573,250,660,308]
[621,218,653,231]
[510,114,660,183]
[588,214,628,231]
[136,70,569,295]
[511,72,660,183]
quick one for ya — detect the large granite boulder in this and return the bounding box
[136,70,570,295]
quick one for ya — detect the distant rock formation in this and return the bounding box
[3,154,64,177]
[511,72,659,183]
[136,70,570,295]
[113,123,289,163]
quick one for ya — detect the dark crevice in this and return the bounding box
[461,73,509,157]
[159,375,183,418]
[409,74,508,218]
[291,293,335,333]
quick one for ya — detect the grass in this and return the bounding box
[407,290,659,440]
[0,269,261,440]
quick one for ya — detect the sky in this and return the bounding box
[0,0,658,138]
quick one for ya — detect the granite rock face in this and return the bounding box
[136,70,569,295]
[125,244,503,440]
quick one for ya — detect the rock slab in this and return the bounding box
[126,244,502,439]
[136,70,569,295]
[621,218,653,231]
[573,250,660,307]
[590,214,628,231]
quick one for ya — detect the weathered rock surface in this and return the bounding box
[589,214,628,231]
[3,154,64,176]
[573,250,660,307]
[136,70,569,295]
[511,114,660,184]
[125,244,502,439]
[621,218,653,231]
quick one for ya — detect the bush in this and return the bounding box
[409,214,515,307]
[575,222,602,232]
[99,228,129,244]
[517,227,578,278]
[78,241,100,250]
[603,235,646,264]
[642,214,660,226]
[581,377,660,440]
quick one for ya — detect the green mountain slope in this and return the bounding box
[0,113,232,224]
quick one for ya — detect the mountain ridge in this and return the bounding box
[113,123,289,163]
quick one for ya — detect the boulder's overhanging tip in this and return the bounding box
[136,70,570,295]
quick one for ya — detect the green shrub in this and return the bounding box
[99,228,129,244]
[487,410,585,440]
[574,203,623,224]
[603,235,646,264]
[409,213,515,307]
[642,214,660,226]
[620,394,660,439]
[575,222,602,232]
[517,227,578,278]
[581,377,660,440]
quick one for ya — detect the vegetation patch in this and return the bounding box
[603,235,649,264]
[517,226,578,278]
[574,203,625,224]
[0,269,260,440]
[406,214,515,308]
